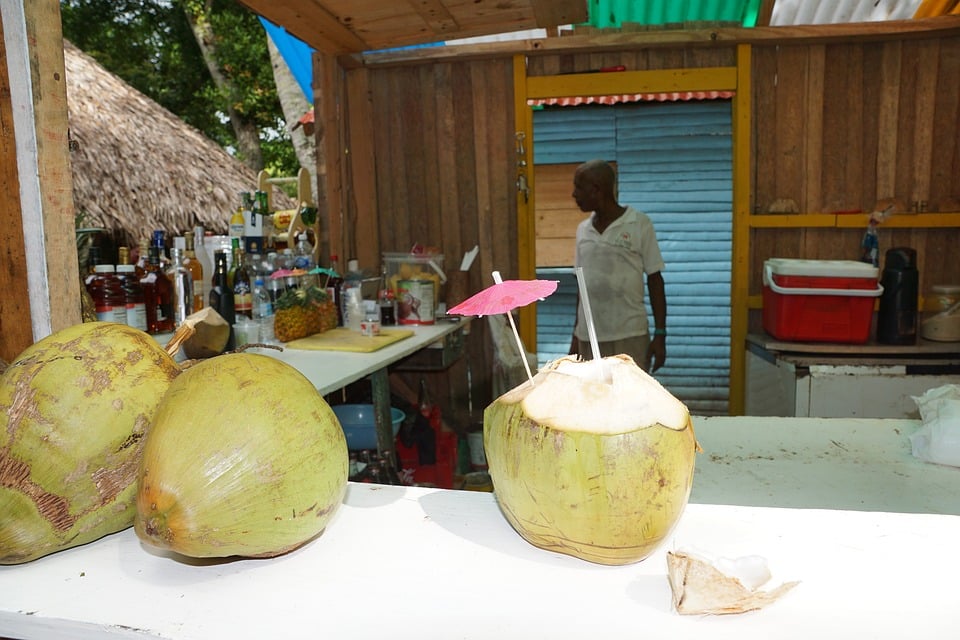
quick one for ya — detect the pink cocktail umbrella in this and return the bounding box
[448,271,558,384]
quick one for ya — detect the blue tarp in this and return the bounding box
[259,18,314,101]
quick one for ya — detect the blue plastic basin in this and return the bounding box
[332,404,405,450]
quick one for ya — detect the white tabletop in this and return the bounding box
[159,319,466,395]
[2,416,959,639]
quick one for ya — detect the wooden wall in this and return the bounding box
[332,26,959,421]
[340,57,519,428]
[749,36,960,302]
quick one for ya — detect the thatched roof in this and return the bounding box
[64,39,294,246]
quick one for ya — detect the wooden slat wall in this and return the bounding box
[534,163,581,267]
[342,57,517,427]
[749,36,960,300]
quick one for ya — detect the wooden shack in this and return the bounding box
[3,1,958,420]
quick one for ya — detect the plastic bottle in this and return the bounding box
[116,264,147,331]
[293,233,314,269]
[87,265,127,325]
[340,259,364,332]
[252,277,275,343]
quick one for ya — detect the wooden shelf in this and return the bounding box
[749,212,960,229]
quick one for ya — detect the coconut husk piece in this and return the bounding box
[666,550,799,615]
[163,307,230,360]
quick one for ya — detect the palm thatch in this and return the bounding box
[64,39,294,249]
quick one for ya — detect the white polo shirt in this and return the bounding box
[574,206,665,342]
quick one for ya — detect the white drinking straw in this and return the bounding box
[575,267,602,361]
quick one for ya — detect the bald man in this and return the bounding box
[569,159,667,373]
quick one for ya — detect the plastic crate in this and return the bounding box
[762,259,882,343]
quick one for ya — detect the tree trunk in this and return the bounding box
[183,1,264,171]
[266,35,317,204]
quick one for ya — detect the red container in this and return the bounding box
[762,259,882,343]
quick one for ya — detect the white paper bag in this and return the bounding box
[909,384,960,468]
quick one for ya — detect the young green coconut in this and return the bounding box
[484,354,700,566]
[0,322,181,564]
[135,353,348,559]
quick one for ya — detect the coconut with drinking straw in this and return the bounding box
[481,266,700,565]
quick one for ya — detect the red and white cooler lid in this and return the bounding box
[765,258,879,279]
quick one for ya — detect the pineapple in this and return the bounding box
[273,286,338,342]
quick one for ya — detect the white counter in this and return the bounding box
[2,416,959,639]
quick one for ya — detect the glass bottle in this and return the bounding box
[209,250,236,350]
[117,246,130,266]
[141,246,175,334]
[116,264,147,331]
[87,264,127,325]
[327,254,343,325]
[134,239,150,280]
[227,237,242,289]
[151,229,169,270]
[232,246,253,320]
[377,263,396,326]
[229,200,246,240]
[183,231,205,312]
[84,245,102,287]
[166,247,193,327]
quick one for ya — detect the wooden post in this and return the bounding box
[0,0,80,360]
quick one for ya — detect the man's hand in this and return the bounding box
[646,334,666,373]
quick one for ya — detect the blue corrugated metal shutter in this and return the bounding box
[533,100,732,415]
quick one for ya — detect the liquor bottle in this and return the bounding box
[377,263,396,326]
[84,246,103,287]
[116,264,147,331]
[166,247,193,327]
[117,246,130,266]
[232,246,253,319]
[209,250,236,350]
[229,193,246,240]
[227,237,242,289]
[87,265,127,325]
[134,239,150,280]
[141,246,175,334]
[151,229,169,270]
[183,231,205,312]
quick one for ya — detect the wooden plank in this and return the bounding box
[860,43,883,209]
[525,67,738,99]
[370,68,397,255]
[843,44,865,211]
[528,0,588,28]
[535,238,575,267]
[755,0,776,27]
[751,46,778,212]
[820,44,850,212]
[17,0,81,337]
[910,39,940,208]
[345,67,380,270]
[929,36,960,211]
[875,41,902,201]
[237,0,368,54]
[471,61,495,287]
[773,46,806,211]
[0,10,33,360]
[895,40,920,207]
[433,61,461,284]
[406,0,459,34]
[803,44,825,213]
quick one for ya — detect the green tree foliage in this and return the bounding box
[60,0,295,174]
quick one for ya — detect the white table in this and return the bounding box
[160,319,467,454]
[2,416,959,639]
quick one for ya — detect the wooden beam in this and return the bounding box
[405,0,459,35]
[525,67,738,99]
[2,0,81,346]
[529,0,588,28]
[353,15,960,66]
[238,0,368,54]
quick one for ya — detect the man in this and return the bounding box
[569,159,667,372]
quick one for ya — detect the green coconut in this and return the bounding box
[135,353,348,558]
[0,322,181,564]
[484,354,699,566]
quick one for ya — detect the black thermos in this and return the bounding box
[877,247,918,345]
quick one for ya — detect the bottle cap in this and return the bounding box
[94,264,116,273]
[173,236,186,251]
[348,259,360,272]
[117,264,135,273]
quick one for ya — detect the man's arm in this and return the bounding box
[646,271,667,372]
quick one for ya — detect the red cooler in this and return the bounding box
[762,259,883,343]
